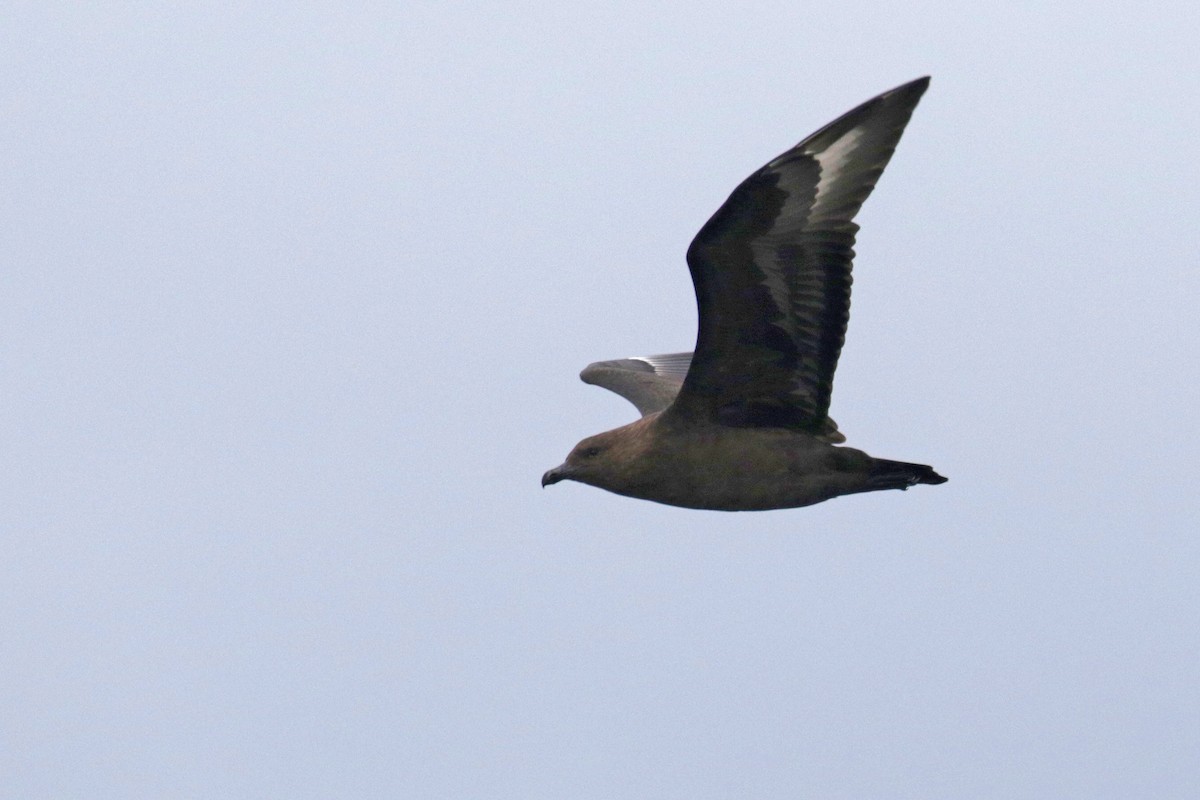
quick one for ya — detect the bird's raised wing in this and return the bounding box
[669,77,929,431]
[580,352,692,416]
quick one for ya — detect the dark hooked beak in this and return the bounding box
[541,464,568,487]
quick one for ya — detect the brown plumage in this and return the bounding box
[543,78,946,511]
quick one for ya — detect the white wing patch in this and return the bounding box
[808,126,864,218]
[629,352,693,379]
[750,126,866,322]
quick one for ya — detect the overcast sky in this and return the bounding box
[4,2,1199,798]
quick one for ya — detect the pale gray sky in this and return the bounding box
[4,2,1199,798]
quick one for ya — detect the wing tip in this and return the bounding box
[884,76,931,99]
[872,75,932,118]
[579,358,651,385]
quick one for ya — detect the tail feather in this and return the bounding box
[863,458,948,493]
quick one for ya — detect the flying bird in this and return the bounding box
[543,77,946,511]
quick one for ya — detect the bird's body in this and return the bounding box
[553,412,904,511]
[543,78,946,511]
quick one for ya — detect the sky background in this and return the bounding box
[4,2,1199,798]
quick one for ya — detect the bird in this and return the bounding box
[542,77,946,511]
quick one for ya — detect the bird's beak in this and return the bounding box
[542,464,568,487]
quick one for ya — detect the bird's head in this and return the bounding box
[541,431,617,488]
[542,420,651,491]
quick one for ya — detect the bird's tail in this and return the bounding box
[862,458,948,492]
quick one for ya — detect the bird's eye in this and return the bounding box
[580,446,602,459]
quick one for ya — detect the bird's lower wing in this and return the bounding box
[579,352,691,417]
